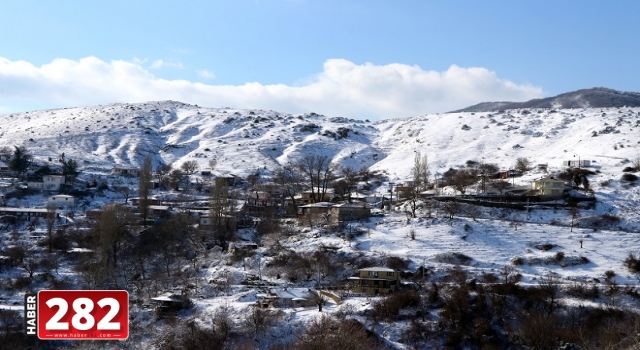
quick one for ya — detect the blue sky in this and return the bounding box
[1,0,639,119]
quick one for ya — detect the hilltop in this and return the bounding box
[453,87,640,112]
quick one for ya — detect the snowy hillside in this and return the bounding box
[2,101,640,348]
[1,101,639,178]
[2,101,639,220]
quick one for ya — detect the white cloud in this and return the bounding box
[150,59,184,70]
[196,69,216,79]
[0,56,542,120]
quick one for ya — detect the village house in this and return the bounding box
[111,166,140,177]
[329,203,370,224]
[257,288,319,308]
[199,214,238,233]
[0,161,10,175]
[48,194,75,207]
[348,267,401,295]
[28,175,66,192]
[130,197,163,206]
[151,294,192,316]
[531,177,567,198]
[0,207,52,221]
[0,150,12,163]
[298,202,333,216]
[297,190,332,205]
[563,160,591,168]
[148,205,170,220]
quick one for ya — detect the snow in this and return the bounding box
[1,102,640,347]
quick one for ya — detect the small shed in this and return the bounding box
[48,194,75,207]
[151,294,192,315]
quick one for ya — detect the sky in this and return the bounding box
[1,0,639,120]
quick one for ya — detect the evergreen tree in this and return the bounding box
[8,146,31,179]
[60,153,80,180]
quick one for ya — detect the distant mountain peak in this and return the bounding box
[452,87,640,112]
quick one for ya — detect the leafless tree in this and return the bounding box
[569,206,580,232]
[210,177,234,250]
[156,163,173,188]
[99,204,134,269]
[441,201,460,219]
[311,291,328,312]
[244,306,278,336]
[450,169,476,195]
[274,165,304,216]
[115,186,132,203]
[181,160,199,175]
[168,169,185,190]
[490,179,511,194]
[21,257,39,279]
[413,151,430,191]
[338,166,358,202]
[138,156,153,225]
[296,155,334,203]
[208,158,217,171]
[515,157,532,172]
[46,203,57,253]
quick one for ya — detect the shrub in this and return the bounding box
[386,256,410,271]
[372,290,421,319]
[621,173,638,182]
[624,253,640,273]
[555,252,565,261]
[565,281,599,299]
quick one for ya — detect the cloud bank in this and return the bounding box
[0,56,542,119]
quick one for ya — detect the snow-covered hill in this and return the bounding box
[2,100,640,223]
[1,101,639,178]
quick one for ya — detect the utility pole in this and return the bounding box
[257,256,262,283]
[389,182,394,211]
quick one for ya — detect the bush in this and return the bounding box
[624,253,640,273]
[621,173,638,182]
[565,281,599,299]
[372,290,421,319]
[386,256,410,271]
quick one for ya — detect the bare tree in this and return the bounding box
[412,151,430,191]
[210,177,233,250]
[21,257,39,279]
[450,169,476,195]
[569,206,580,232]
[244,306,277,336]
[441,201,460,219]
[402,152,431,218]
[274,165,304,216]
[208,158,217,171]
[156,163,173,188]
[181,160,199,175]
[311,291,328,312]
[338,166,358,202]
[296,155,334,203]
[46,203,57,253]
[99,204,134,269]
[138,156,153,225]
[515,157,532,172]
[115,186,132,203]
[168,169,185,190]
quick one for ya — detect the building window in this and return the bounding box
[387,272,394,277]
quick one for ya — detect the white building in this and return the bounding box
[48,194,75,207]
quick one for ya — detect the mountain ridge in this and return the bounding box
[452,87,640,112]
